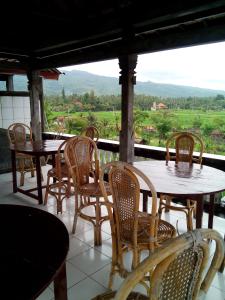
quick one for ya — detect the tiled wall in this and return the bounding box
[0,96,31,129]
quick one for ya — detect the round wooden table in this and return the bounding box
[134,160,225,228]
[0,204,69,299]
[10,139,66,204]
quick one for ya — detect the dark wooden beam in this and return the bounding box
[0,91,29,96]
[32,13,225,70]
[0,60,28,72]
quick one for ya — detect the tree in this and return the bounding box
[215,94,225,100]
[61,87,66,100]
[192,116,202,129]
[151,111,173,145]
[133,110,149,138]
[201,123,214,136]
[87,112,98,127]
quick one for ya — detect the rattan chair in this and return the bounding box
[99,161,176,291]
[82,126,99,142]
[159,131,204,231]
[44,139,72,214]
[7,123,36,186]
[64,136,111,246]
[93,228,224,300]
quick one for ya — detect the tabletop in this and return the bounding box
[9,139,66,155]
[134,160,225,197]
[0,204,69,299]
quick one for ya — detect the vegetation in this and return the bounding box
[44,92,225,155]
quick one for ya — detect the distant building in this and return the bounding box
[151,102,168,111]
[143,125,156,133]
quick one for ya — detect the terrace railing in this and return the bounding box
[43,132,225,211]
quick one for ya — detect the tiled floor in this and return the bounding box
[0,166,224,300]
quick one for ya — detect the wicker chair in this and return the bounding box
[7,123,36,186]
[82,126,99,142]
[64,136,111,246]
[93,228,224,300]
[159,131,204,231]
[99,161,176,291]
[44,139,72,214]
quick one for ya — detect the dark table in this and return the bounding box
[10,139,65,204]
[134,160,225,228]
[0,204,69,299]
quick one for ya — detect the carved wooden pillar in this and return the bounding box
[119,54,137,163]
[27,71,42,141]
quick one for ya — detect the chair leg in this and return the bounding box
[158,194,163,219]
[219,234,225,273]
[193,201,196,219]
[94,197,102,246]
[19,158,25,186]
[186,200,194,231]
[30,158,35,177]
[72,193,79,234]
[165,196,171,212]
[159,194,170,218]
[44,174,51,205]
[57,186,62,214]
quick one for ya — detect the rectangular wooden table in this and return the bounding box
[134,160,225,228]
[10,139,66,204]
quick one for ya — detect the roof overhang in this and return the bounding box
[1,1,225,70]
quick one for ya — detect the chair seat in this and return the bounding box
[79,181,111,197]
[16,152,33,159]
[92,291,148,300]
[120,213,176,245]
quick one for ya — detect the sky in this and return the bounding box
[60,41,225,91]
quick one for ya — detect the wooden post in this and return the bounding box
[38,76,45,133]
[119,54,137,163]
[27,71,42,141]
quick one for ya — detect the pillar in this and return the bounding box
[119,54,137,163]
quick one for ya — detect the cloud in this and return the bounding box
[59,41,225,90]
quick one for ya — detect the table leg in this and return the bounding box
[142,191,148,212]
[208,194,215,229]
[54,263,67,300]
[11,150,17,193]
[219,234,225,273]
[196,195,204,228]
[35,156,43,204]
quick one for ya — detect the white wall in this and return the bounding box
[0,96,31,129]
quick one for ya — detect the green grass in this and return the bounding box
[50,109,225,128]
[48,109,225,154]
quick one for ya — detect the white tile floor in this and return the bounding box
[0,166,224,300]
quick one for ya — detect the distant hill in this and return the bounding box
[14,70,225,98]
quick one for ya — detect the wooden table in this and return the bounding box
[0,204,69,299]
[10,139,66,204]
[134,160,225,228]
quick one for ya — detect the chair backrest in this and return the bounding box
[99,161,158,252]
[166,132,204,165]
[64,136,99,189]
[54,139,68,177]
[113,228,224,300]
[82,126,99,142]
[7,123,33,146]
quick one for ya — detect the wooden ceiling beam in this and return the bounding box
[31,15,225,70]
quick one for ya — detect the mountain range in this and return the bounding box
[14,70,225,98]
